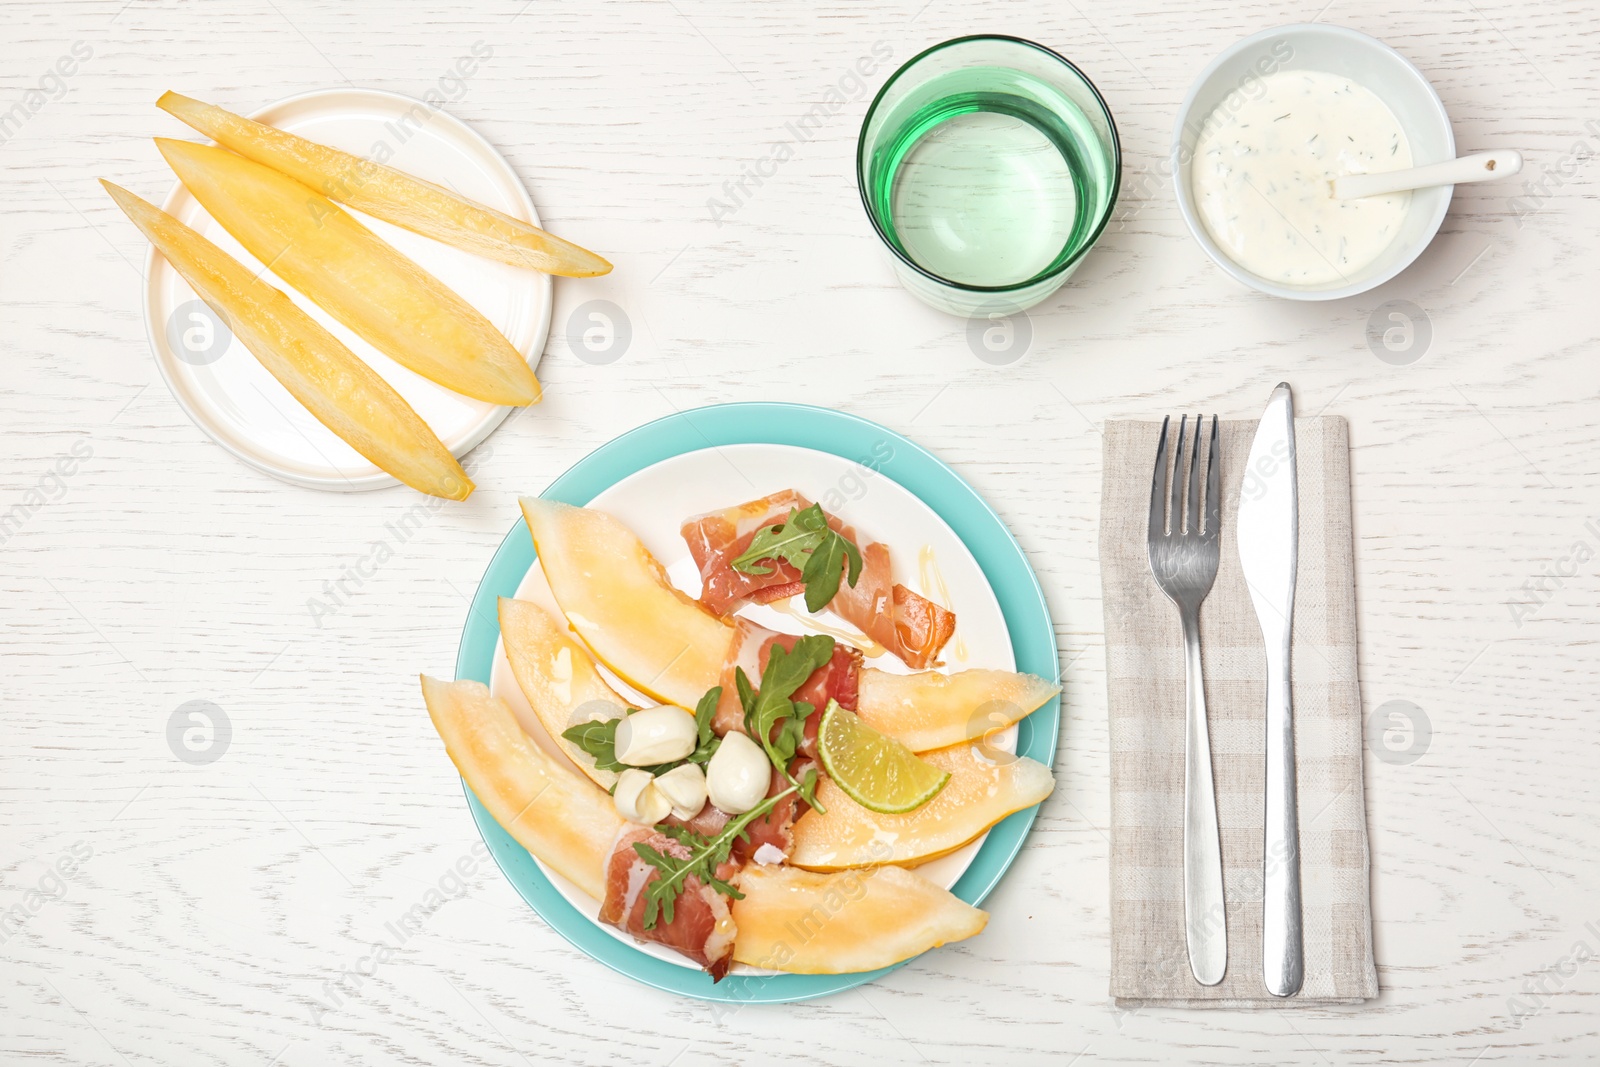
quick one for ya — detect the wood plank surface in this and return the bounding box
[2,1,1598,1063]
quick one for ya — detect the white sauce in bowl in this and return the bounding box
[1190,69,1413,287]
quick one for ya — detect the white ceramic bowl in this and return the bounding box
[1172,24,1455,300]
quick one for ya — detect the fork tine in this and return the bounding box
[1149,415,1171,537]
[1187,414,1203,537]
[1205,415,1221,537]
[1170,414,1189,535]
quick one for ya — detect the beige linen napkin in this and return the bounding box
[1100,416,1378,1007]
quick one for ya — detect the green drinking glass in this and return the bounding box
[857,35,1121,317]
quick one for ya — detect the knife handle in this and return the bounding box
[1262,631,1304,996]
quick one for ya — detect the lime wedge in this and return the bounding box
[818,700,951,814]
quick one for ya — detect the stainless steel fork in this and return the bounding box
[1146,414,1227,986]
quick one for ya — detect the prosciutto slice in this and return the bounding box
[663,801,730,838]
[712,619,861,758]
[600,826,738,979]
[730,758,816,866]
[682,490,812,613]
[681,491,957,669]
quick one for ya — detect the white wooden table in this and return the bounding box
[4,0,1598,1062]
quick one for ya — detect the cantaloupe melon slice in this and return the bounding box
[732,863,987,973]
[855,668,1059,752]
[158,138,540,406]
[520,497,735,710]
[788,743,1055,871]
[158,91,611,278]
[421,676,620,901]
[102,180,471,500]
[498,596,632,790]
[519,499,1062,746]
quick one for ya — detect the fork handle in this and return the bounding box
[1263,630,1304,996]
[1180,606,1227,986]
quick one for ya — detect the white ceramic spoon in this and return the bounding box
[1332,150,1523,200]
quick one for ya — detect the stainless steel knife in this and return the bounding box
[1236,382,1304,997]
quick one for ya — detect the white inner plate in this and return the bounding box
[142,88,552,491]
[489,444,1017,973]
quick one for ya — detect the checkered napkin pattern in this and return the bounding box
[1100,416,1378,1007]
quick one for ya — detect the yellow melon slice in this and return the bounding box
[788,744,1055,871]
[732,863,987,973]
[158,91,611,278]
[520,497,733,709]
[856,668,1059,752]
[421,676,620,901]
[519,499,1060,743]
[498,596,632,790]
[157,138,540,406]
[102,180,471,500]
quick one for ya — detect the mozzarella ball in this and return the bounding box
[706,731,771,815]
[654,763,708,820]
[613,706,696,766]
[613,768,670,825]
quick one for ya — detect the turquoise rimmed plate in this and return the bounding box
[453,402,1059,1002]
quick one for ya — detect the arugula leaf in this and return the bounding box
[560,714,632,774]
[739,636,834,759]
[772,701,811,766]
[730,506,820,576]
[632,784,795,929]
[800,524,864,612]
[687,686,722,765]
[734,668,757,725]
[737,635,835,811]
[728,503,863,611]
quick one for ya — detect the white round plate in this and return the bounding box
[486,443,1016,974]
[142,88,552,491]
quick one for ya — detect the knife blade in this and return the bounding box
[1236,382,1304,998]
